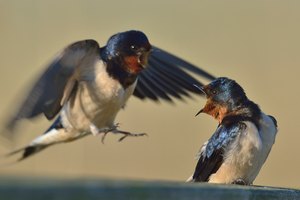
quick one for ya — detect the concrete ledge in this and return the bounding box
[0,178,299,200]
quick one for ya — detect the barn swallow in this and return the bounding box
[4,30,215,161]
[187,77,277,185]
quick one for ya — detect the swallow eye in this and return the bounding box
[130,45,136,50]
[212,90,217,95]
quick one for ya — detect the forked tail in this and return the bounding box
[6,144,48,161]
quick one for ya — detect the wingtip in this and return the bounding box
[150,46,217,81]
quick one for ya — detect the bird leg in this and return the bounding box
[90,123,147,143]
[90,123,120,143]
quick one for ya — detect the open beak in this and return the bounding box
[193,84,207,97]
[137,47,152,68]
[138,52,150,67]
[193,84,207,116]
[195,108,204,116]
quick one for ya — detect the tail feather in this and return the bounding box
[20,145,47,161]
[5,147,26,157]
[6,145,47,161]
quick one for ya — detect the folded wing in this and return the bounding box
[192,122,246,182]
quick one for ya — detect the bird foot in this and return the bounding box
[90,123,147,143]
[90,123,120,143]
[232,178,247,185]
[112,130,148,142]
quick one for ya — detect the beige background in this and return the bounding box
[0,0,299,189]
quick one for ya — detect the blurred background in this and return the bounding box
[0,0,299,189]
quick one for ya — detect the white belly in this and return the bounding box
[61,60,136,132]
[209,113,277,184]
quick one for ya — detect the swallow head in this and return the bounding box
[196,77,248,123]
[105,30,152,74]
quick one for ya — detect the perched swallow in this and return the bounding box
[187,77,277,185]
[4,30,215,161]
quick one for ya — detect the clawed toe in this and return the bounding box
[118,132,148,142]
[92,123,147,143]
[101,132,108,144]
[232,178,247,185]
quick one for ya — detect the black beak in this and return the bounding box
[193,84,207,96]
[195,109,203,116]
[137,49,150,67]
[193,84,207,116]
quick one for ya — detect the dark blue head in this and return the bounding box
[195,77,248,119]
[103,30,152,74]
[203,77,247,105]
[105,30,151,58]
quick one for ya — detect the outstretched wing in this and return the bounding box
[7,40,100,130]
[192,122,246,182]
[133,46,216,102]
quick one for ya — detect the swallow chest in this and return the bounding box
[210,113,277,184]
[62,60,136,131]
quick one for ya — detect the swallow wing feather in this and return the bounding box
[7,40,100,130]
[192,122,246,182]
[133,46,216,102]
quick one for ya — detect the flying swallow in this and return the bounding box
[4,30,215,161]
[187,77,277,185]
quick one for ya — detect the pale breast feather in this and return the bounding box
[192,122,245,182]
[96,61,135,102]
[61,60,136,131]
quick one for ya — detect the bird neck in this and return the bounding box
[101,47,138,89]
[222,100,261,128]
[106,60,138,89]
[202,102,228,124]
[201,98,232,124]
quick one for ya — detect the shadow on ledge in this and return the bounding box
[0,178,299,200]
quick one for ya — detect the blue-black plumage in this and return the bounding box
[4,30,215,161]
[189,77,277,185]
